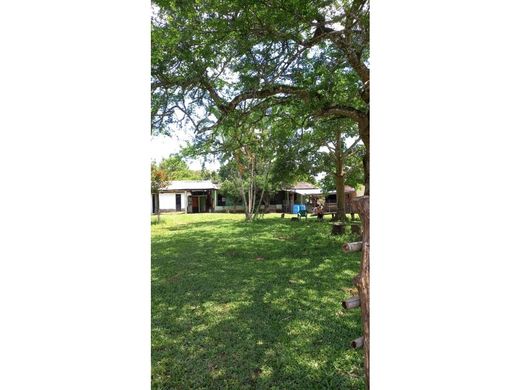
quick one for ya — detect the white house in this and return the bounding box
[151,180,360,215]
[151,180,219,214]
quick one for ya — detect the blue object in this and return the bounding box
[299,204,306,211]
[292,204,300,214]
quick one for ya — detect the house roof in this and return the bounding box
[287,185,357,196]
[285,182,324,196]
[164,180,219,191]
[293,188,324,196]
[329,185,356,194]
[290,181,318,190]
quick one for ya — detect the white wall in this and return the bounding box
[158,193,175,210]
[181,192,187,209]
[156,192,188,211]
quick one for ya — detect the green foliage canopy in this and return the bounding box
[152,0,370,191]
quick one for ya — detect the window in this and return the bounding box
[217,194,226,206]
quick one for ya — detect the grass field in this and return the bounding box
[151,213,364,389]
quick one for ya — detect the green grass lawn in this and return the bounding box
[151,213,364,389]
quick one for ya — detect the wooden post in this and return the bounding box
[352,196,369,389]
[351,336,364,349]
[342,241,363,253]
[341,296,360,309]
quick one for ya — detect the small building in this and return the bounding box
[278,182,359,214]
[211,182,324,214]
[211,182,357,214]
[281,182,324,213]
[324,185,357,213]
[151,180,361,215]
[151,180,219,214]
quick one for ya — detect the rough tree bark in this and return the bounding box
[331,222,346,235]
[236,173,252,222]
[334,128,347,221]
[358,115,369,196]
[235,156,254,222]
[352,196,369,389]
[253,161,271,219]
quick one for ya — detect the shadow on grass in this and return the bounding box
[152,216,364,389]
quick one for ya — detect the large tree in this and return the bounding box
[185,110,280,221]
[151,0,369,192]
[311,118,364,220]
[158,153,199,180]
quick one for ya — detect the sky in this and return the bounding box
[151,134,221,171]
[152,130,360,175]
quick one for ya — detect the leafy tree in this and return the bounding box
[152,0,370,193]
[309,117,363,220]
[217,178,242,211]
[263,107,363,220]
[214,122,276,221]
[267,106,321,189]
[159,154,201,180]
[199,165,220,181]
[179,95,295,221]
[319,144,365,192]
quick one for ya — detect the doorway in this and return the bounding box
[199,196,206,212]
[152,193,158,214]
[175,194,181,211]
[191,196,199,213]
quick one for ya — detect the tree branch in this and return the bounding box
[316,105,366,122]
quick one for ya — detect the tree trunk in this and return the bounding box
[253,162,271,220]
[335,172,346,222]
[358,115,369,196]
[362,150,369,196]
[250,158,256,219]
[334,128,347,221]
[331,222,346,235]
[236,169,252,222]
[240,188,252,221]
[352,196,369,389]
